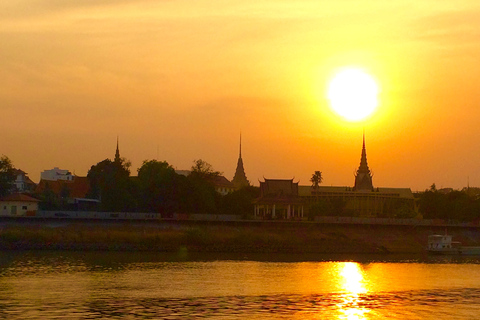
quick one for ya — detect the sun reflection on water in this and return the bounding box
[335,262,369,320]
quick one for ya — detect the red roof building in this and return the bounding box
[0,193,39,216]
[35,176,91,199]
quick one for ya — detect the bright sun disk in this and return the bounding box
[327,68,379,122]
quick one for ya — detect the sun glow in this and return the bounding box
[327,68,379,122]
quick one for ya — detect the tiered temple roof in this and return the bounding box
[354,132,374,191]
[232,134,249,189]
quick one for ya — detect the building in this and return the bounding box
[0,193,39,216]
[302,133,416,217]
[254,133,416,219]
[232,134,249,189]
[254,178,305,219]
[35,176,97,210]
[211,175,236,196]
[300,185,415,218]
[13,169,36,193]
[40,167,74,181]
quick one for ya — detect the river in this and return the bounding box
[1,251,479,319]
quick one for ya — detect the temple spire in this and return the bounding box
[354,131,373,191]
[115,136,121,163]
[239,133,242,158]
[232,133,249,189]
[363,128,366,149]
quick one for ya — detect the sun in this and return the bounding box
[327,68,379,122]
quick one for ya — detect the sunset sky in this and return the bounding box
[2,1,480,191]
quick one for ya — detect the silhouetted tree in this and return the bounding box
[0,155,16,198]
[187,159,221,214]
[190,159,221,180]
[418,186,448,219]
[417,187,480,221]
[87,157,136,212]
[310,171,323,190]
[137,160,182,215]
[219,185,260,218]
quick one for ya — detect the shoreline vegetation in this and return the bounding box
[2,221,478,254]
[0,224,383,253]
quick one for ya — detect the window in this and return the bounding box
[22,206,28,210]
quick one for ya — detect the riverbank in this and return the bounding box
[1,220,479,253]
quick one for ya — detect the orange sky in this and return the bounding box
[2,1,480,191]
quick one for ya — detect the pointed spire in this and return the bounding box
[239,132,242,158]
[232,133,249,189]
[115,136,121,163]
[363,128,366,149]
[354,131,373,191]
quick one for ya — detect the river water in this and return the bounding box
[1,251,480,319]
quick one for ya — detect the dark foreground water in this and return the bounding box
[1,251,480,319]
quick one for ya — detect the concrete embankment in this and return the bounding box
[1,219,479,253]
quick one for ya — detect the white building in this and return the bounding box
[13,169,36,193]
[0,193,39,216]
[40,167,74,181]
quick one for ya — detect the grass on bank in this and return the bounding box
[0,223,382,253]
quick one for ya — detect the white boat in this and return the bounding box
[427,234,480,255]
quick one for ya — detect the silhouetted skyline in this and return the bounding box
[1,1,480,190]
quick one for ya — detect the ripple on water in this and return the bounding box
[1,289,480,319]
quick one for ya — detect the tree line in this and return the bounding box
[416,184,480,222]
[0,155,259,217]
[2,154,480,221]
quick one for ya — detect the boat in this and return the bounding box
[427,234,480,255]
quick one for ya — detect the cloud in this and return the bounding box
[410,8,480,48]
[0,0,169,19]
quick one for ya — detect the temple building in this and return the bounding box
[231,134,249,189]
[254,133,416,219]
[254,178,305,219]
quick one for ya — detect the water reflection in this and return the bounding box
[336,262,369,320]
[2,252,480,319]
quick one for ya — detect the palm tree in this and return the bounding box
[310,171,323,195]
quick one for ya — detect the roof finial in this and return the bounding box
[115,136,120,162]
[363,128,366,149]
[239,132,242,158]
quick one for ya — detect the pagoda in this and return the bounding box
[232,134,249,189]
[353,132,374,191]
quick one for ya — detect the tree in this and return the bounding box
[219,185,260,218]
[418,187,448,219]
[137,160,181,214]
[310,171,323,202]
[0,155,16,198]
[187,159,222,214]
[87,157,136,212]
[190,159,221,180]
[310,171,323,191]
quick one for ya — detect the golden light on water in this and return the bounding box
[336,262,369,320]
[339,262,367,294]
